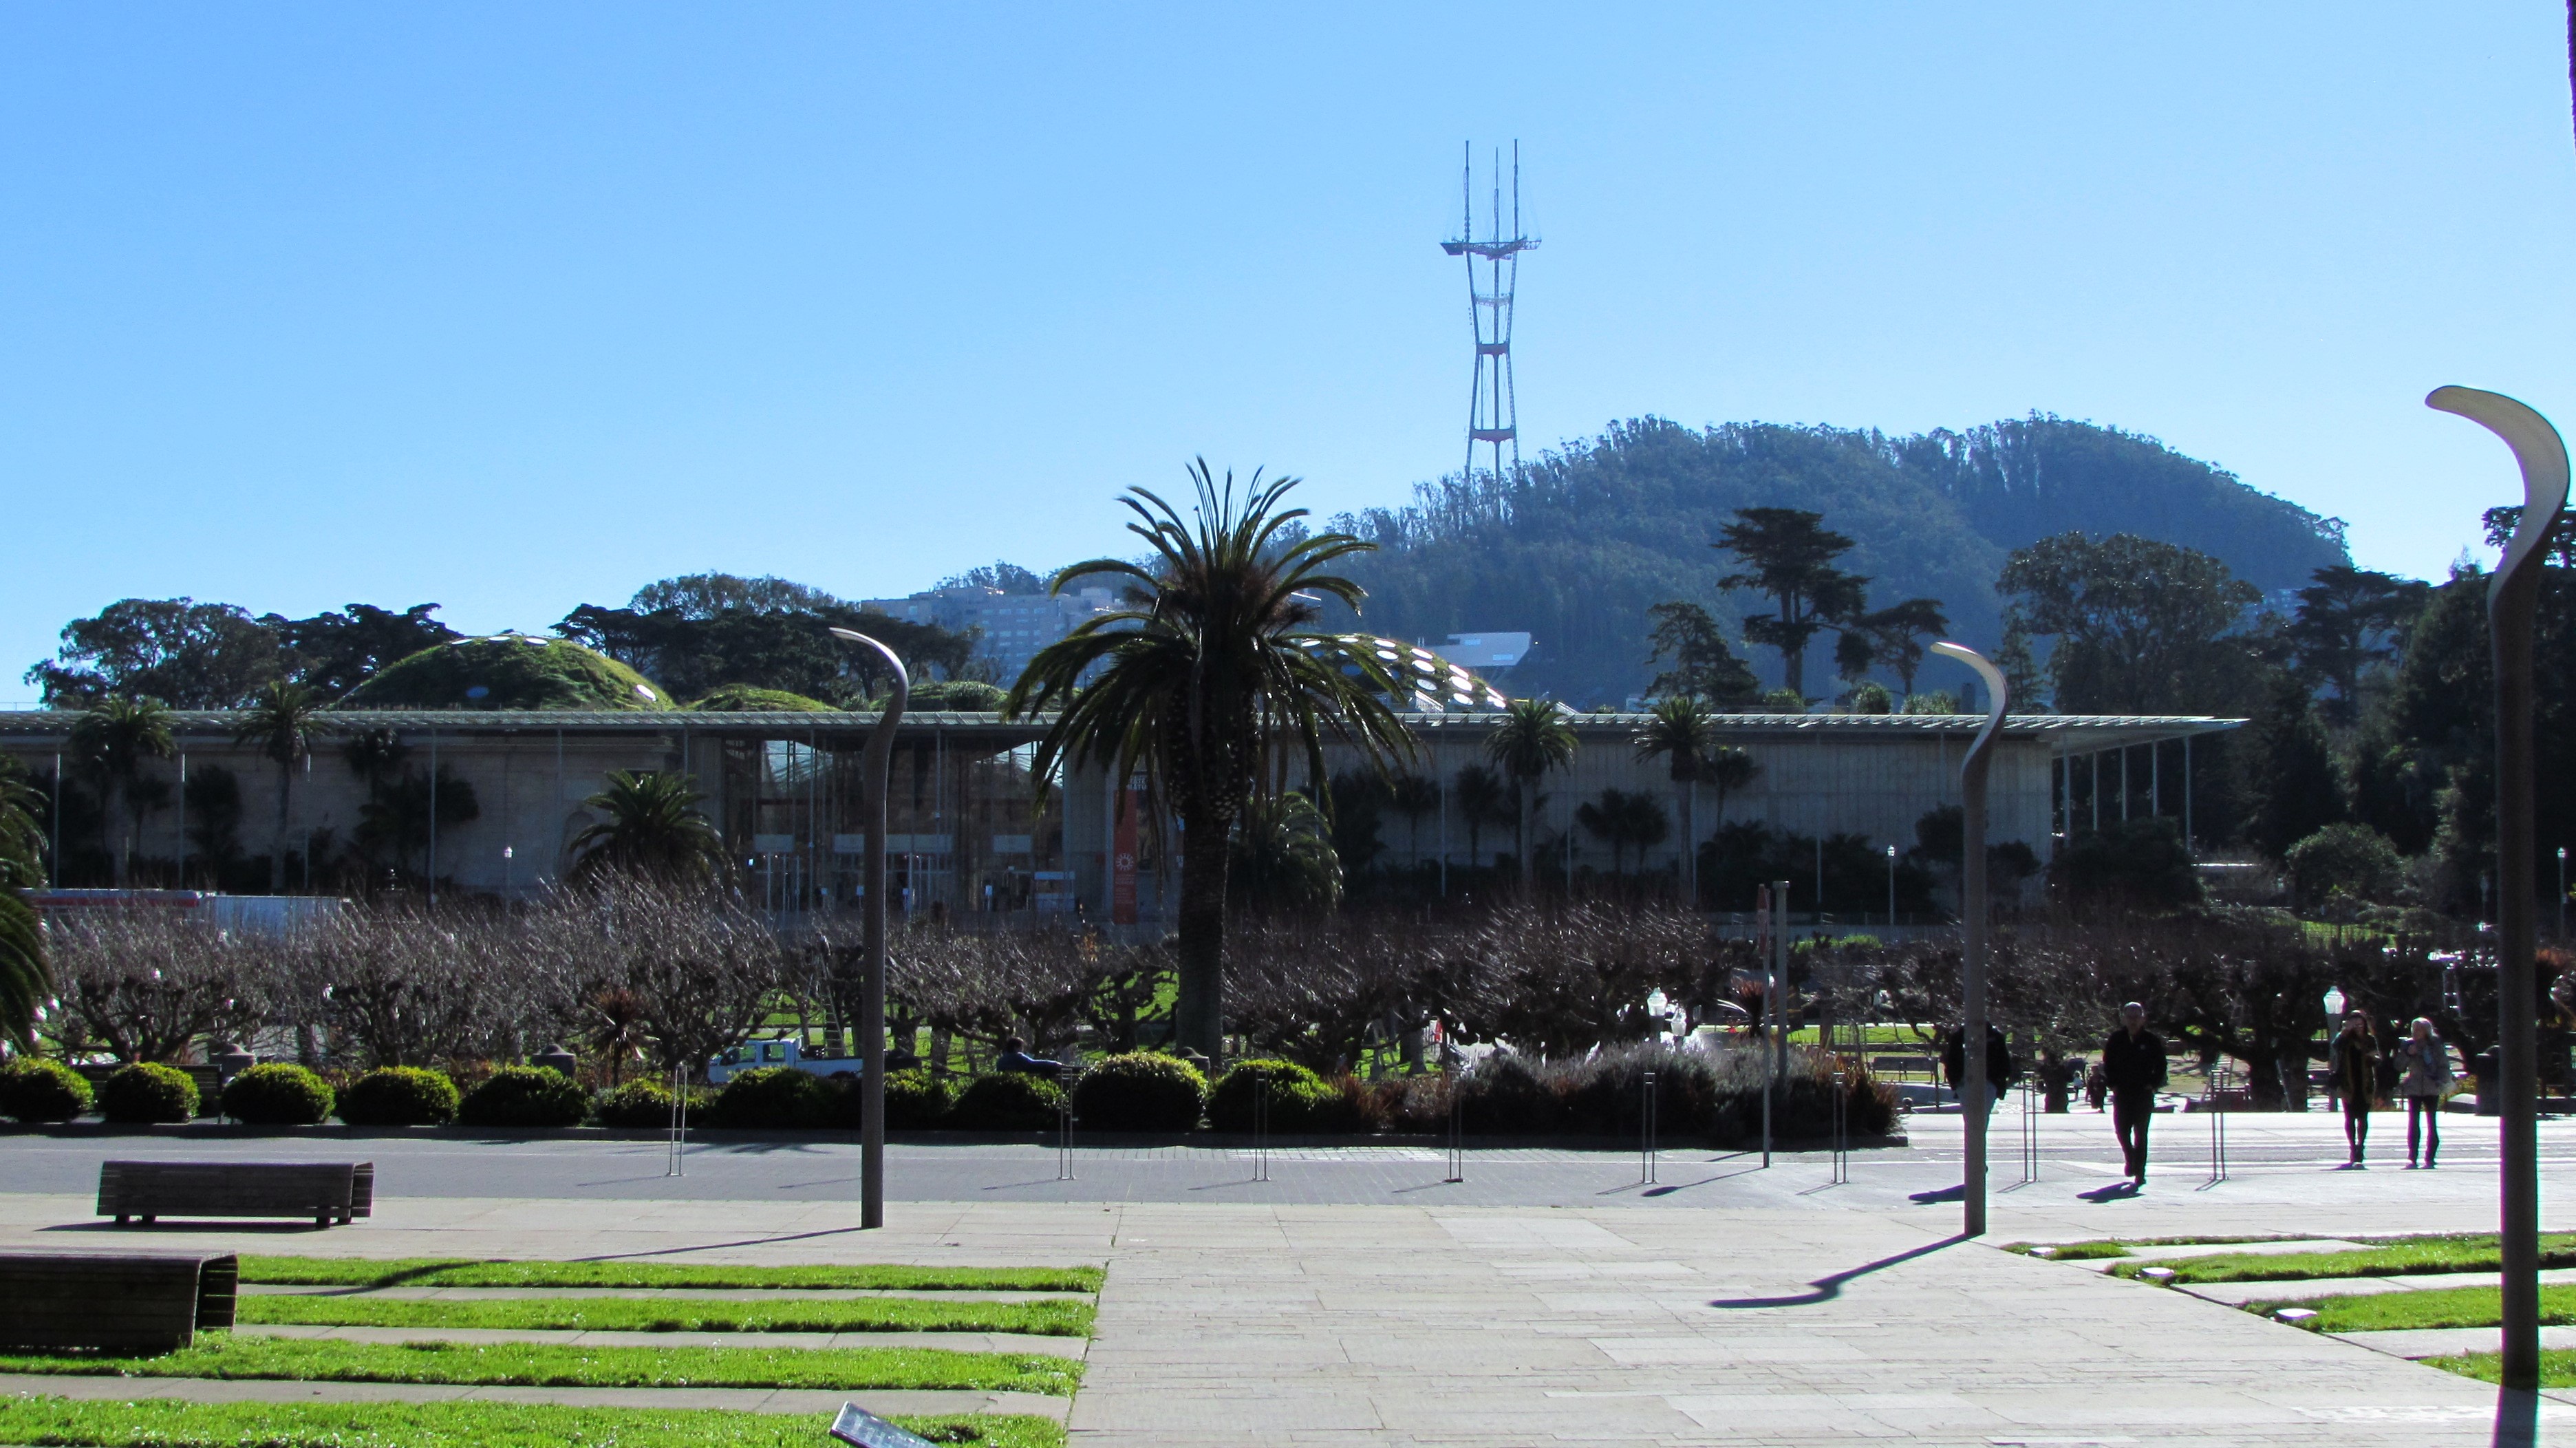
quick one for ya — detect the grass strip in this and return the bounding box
[2425,1350,2576,1389]
[0,1336,1079,1396]
[238,1292,1095,1337]
[0,1395,1062,1448]
[240,1256,1101,1294]
[2251,1284,2576,1334]
[2110,1234,2576,1285]
[2007,1241,2133,1261]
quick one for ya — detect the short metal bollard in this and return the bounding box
[1250,1069,1272,1183]
[1444,1079,1465,1184]
[2020,1078,2040,1184]
[1056,1069,1081,1182]
[1829,1064,1851,1185]
[1638,1069,1660,1184]
[666,1065,688,1178]
[830,1401,937,1448]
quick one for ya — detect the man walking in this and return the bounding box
[2101,1002,2166,1186]
[2332,1010,2379,1167]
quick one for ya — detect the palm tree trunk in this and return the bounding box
[1172,807,1232,1061]
[271,765,293,894]
[1516,780,1534,891]
[110,778,129,888]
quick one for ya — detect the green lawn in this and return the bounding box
[240,1255,1102,1293]
[2108,1234,2576,1285]
[2253,1284,2576,1333]
[2426,1350,2576,1388]
[238,1291,1094,1337]
[0,1396,1062,1448]
[0,1335,1080,1395]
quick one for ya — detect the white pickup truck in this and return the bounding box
[707,1037,863,1085]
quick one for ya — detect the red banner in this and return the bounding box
[1110,785,1142,925]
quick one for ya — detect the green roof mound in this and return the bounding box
[685,684,833,712]
[340,637,674,712]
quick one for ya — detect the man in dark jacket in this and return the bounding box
[2101,1002,2167,1184]
[1941,1023,2015,1122]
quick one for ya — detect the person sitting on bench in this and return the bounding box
[995,1036,1063,1080]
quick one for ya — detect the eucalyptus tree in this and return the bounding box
[1007,462,1413,1061]
[71,696,175,887]
[1487,697,1578,891]
[234,680,330,892]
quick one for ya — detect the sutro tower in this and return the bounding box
[1441,142,1537,482]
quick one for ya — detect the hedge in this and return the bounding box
[1073,1053,1206,1132]
[711,1067,837,1129]
[883,1067,951,1129]
[457,1066,589,1127]
[221,1064,334,1125]
[0,1057,93,1122]
[338,1067,460,1127]
[947,1072,1062,1131]
[1207,1058,1357,1133]
[99,1063,200,1124]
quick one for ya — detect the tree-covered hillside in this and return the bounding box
[1326,415,2346,705]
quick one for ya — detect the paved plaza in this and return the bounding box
[4,1111,2572,1445]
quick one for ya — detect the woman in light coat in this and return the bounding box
[2394,1016,2454,1170]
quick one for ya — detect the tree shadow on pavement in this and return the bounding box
[1708,1234,1969,1310]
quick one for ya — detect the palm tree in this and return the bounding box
[0,760,48,1049]
[71,696,175,887]
[1691,744,1761,901]
[1007,462,1413,1061]
[1387,773,1439,868]
[1487,697,1578,891]
[1452,765,1506,869]
[1578,787,1669,877]
[568,771,729,882]
[1634,696,1718,901]
[234,680,330,893]
[1230,791,1342,915]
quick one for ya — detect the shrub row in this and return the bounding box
[3,1045,1887,1144]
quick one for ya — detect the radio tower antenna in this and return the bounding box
[1441,142,1537,483]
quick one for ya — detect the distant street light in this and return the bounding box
[2425,384,2569,1393]
[1928,640,2007,1239]
[2559,847,2567,942]
[829,627,911,1232]
[1885,844,1897,928]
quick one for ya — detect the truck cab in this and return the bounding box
[707,1037,861,1085]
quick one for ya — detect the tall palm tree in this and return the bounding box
[1387,773,1439,868]
[1452,765,1506,869]
[1007,462,1413,1061]
[234,680,329,893]
[568,770,729,882]
[1692,744,1761,902]
[1634,696,1718,901]
[1487,697,1578,891]
[70,696,175,888]
[0,759,47,1050]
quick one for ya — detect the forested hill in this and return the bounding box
[1323,414,2348,706]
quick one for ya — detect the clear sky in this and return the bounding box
[6,3,2573,696]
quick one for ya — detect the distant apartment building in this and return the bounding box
[861,586,1119,683]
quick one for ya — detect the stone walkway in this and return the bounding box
[10,1114,2576,1445]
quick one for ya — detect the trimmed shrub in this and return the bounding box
[712,1067,833,1129]
[594,1078,677,1128]
[0,1057,94,1122]
[947,1071,1062,1131]
[99,1063,200,1124]
[457,1065,589,1128]
[338,1067,460,1127]
[221,1063,335,1126]
[1452,1051,1561,1135]
[1206,1058,1344,1133]
[883,1067,951,1129]
[1072,1052,1206,1132]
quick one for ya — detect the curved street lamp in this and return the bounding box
[1928,640,2007,1238]
[829,628,910,1231]
[2425,385,2568,1391]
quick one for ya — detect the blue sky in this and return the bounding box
[6,3,2573,695]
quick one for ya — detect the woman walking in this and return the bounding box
[2394,1016,2454,1169]
[2331,1011,2379,1167]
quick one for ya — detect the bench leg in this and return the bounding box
[140,1215,155,1224]
[114,1214,129,1226]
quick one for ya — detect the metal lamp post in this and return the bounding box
[829,628,910,1231]
[1928,640,2007,1238]
[1885,844,1896,927]
[2425,385,2568,1391]
[2559,847,2567,943]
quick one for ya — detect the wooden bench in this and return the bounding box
[98,1160,374,1227]
[0,1250,238,1352]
